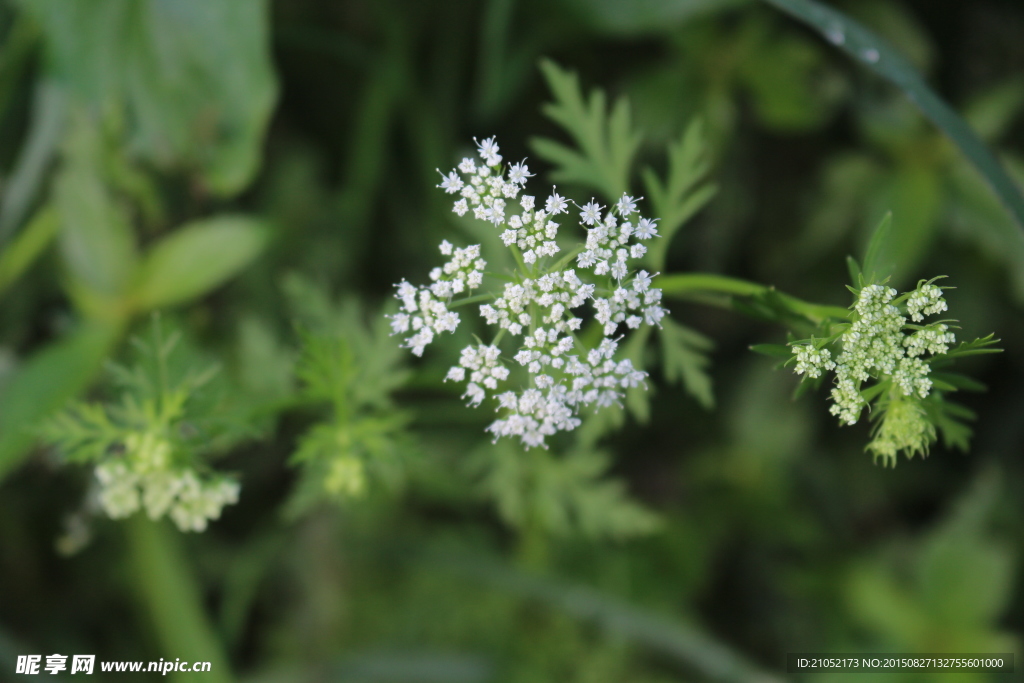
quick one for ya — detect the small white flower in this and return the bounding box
[508,161,534,185]
[545,190,568,215]
[475,136,502,166]
[635,217,659,239]
[632,270,653,292]
[437,170,464,194]
[616,194,639,217]
[580,200,603,225]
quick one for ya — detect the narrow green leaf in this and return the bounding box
[845,255,862,286]
[930,372,986,393]
[749,343,792,359]
[133,216,269,310]
[862,211,893,283]
[930,334,1002,366]
[761,0,1024,235]
[563,0,749,36]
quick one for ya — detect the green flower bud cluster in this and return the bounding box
[93,430,239,532]
[791,279,959,466]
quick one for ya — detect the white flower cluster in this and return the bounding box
[793,345,835,379]
[793,282,955,426]
[388,241,486,356]
[906,283,947,322]
[446,344,511,406]
[390,136,667,448]
[94,431,239,532]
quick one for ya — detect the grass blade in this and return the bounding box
[761,0,1024,237]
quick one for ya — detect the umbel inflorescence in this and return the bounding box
[389,137,667,448]
[43,324,242,532]
[790,279,959,466]
[93,435,239,532]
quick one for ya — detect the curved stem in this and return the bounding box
[658,273,850,323]
[127,517,233,683]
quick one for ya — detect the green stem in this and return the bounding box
[127,517,233,683]
[509,244,530,277]
[658,272,849,323]
[447,292,494,308]
[548,244,585,273]
[514,448,550,572]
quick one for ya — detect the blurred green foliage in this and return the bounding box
[0,0,1022,682]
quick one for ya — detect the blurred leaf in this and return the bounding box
[846,255,862,285]
[0,11,39,121]
[283,275,411,411]
[737,23,841,131]
[843,0,933,71]
[563,0,750,36]
[749,343,790,359]
[434,551,785,683]
[845,563,929,647]
[660,317,714,409]
[333,652,493,683]
[235,316,295,403]
[926,398,974,452]
[796,153,881,261]
[0,320,121,481]
[844,470,1018,654]
[929,371,985,393]
[761,0,1024,234]
[0,205,58,297]
[962,78,1024,144]
[0,80,65,243]
[622,325,653,423]
[54,114,138,302]
[868,166,941,286]
[945,153,1024,300]
[642,119,717,270]
[245,652,494,683]
[476,444,659,540]
[531,59,643,201]
[19,0,278,195]
[473,0,538,120]
[916,472,1015,627]
[133,216,269,310]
